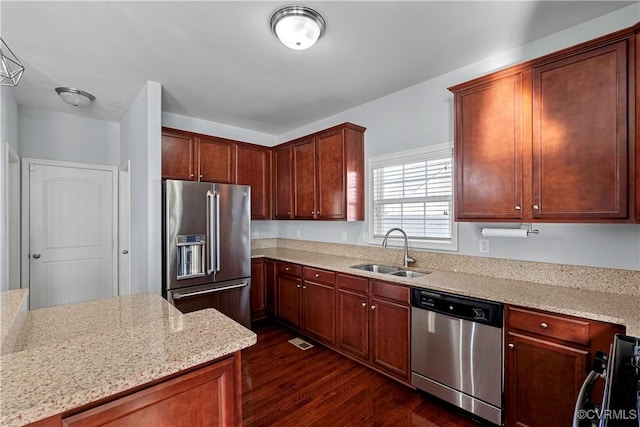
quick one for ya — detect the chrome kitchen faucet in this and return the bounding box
[381,228,415,268]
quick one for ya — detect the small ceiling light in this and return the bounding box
[270,5,326,50]
[55,87,96,107]
[0,37,25,87]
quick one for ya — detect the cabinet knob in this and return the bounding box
[361,302,367,307]
[199,174,203,178]
[533,204,540,210]
[302,285,307,289]
[288,211,291,215]
[190,173,194,178]
[316,211,320,215]
[508,343,515,349]
[285,267,289,271]
[296,284,301,288]
[315,274,320,278]
[540,322,549,329]
[515,205,521,210]
[371,305,376,310]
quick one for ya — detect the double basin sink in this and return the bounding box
[350,263,429,278]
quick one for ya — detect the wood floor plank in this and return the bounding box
[242,322,484,426]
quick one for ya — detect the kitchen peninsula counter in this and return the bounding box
[0,292,256,426]
[253,247,640,336]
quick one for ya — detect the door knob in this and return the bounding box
[32,253,41,259]
[122,250,129,255]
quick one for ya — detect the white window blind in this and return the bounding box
[370,143,453,243]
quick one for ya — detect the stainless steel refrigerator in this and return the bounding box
[162,179,251,328]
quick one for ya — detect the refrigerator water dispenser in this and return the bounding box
[176,234,206,279]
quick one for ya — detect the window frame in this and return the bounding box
[367,143,458,251]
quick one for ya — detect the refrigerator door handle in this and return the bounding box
[171,282,249,299]
[215,191,221,272]
[206,190,215,276]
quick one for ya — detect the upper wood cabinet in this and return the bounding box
[162,129,196,181]
[162,128,271,220]
[450,25,639,223]
[198,135,236,184]
[286,123,366,221]
[236,144,271,220]
[273,145,293,219]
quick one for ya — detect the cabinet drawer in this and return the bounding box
[303,267,336,285]
[337,273,368,294]
[371,280,410,305]
[508,306,590,346]
[276,261,302,277]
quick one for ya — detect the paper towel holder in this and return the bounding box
[480,223,539,237]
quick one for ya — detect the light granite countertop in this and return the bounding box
[253,248,640,336]
[0,292,257,427]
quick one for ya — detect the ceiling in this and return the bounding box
[2,1,636,135]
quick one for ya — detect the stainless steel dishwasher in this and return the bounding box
[411,288,504,425]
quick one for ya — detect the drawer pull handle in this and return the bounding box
[508,343,515,349]
[540,322,549,329]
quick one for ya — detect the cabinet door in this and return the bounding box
[316,130,345,219]
[292,139,316,219]
[62,356,239,427]
[273,146,293,219]
[454,72,525,220]
[370,296,410,381]
[532,41,628,220]
[197,136,236,183]
[277,274,301,328]
[505,332,588,427]
[162,129,196,181]
[236,144,271,220]
[302,281,335,345]
[264,259,276,315]
[336,288,369,360]
[250,258,265,321]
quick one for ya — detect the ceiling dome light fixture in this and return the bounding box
[270,5,326,50]
[55,87,96,107]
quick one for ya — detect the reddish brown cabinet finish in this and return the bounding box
[532,41,628,220]
[292,138,316,220]
[236,144,271,220]
[450,25,639,223]
[277,271,303,328]
[35,354,242,427]
[197,135,236,184]
[162,129,196,181]
[302,267,336,345]
[276,123,366,221]
[453,72,526,220]
[334,274,411,383]
[273,145,293,219]
[250,258,266,322]
[505,305,625,427]
[264,259,276,316]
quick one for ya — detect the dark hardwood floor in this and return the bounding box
[241,322,483,427]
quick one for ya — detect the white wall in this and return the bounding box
[270,5,640,271]
[120,81,162,295]
[18,107,120,165]
[0,87,20,291]
[162,112,278,146]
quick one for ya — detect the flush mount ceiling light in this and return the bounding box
[270,5,326,50]
[55,87,96,107]
[0,37,25,87]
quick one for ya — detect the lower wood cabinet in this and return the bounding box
[30,353,242,427]
[336,274,411,383]
[505,305,624,427]
[250,258,266,322]
[264,259,276,316]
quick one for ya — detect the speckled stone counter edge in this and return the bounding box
[0,289,28,355]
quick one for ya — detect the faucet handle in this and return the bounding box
[405,255,416,265]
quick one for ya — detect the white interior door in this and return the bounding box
[118,162,130,295]
[28,162,116,309]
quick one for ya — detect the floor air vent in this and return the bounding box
[288,337,314,350]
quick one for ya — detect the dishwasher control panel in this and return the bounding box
[411,288,503,328]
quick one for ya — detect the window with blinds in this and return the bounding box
[370,144,454,246]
